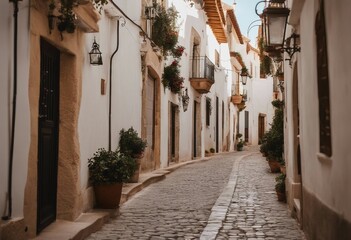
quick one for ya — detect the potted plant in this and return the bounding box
[260,100,284,172]
[47,0,108,37]
[205,148,215,157]
[275,173,286,202]
[236,139,244,151]
[118,127,147,183]
[88,148,136,208]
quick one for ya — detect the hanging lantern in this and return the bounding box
[89,38,103,65]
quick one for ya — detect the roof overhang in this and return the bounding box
[203,0,227,43]
[227,9,244,44]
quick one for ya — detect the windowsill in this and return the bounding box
[316,152,332,166]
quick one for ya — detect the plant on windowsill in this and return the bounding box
[118,127,147,183]
[88,148,137,208]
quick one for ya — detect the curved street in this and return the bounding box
[87,147,305,240]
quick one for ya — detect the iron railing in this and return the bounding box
[190,56,215,82]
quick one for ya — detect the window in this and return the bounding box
[206,97,211,126]
[315,0,332,157]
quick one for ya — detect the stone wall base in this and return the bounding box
[0,218,27,240]
[303,187,351,240]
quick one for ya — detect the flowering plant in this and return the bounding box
[171,45,185,59]
[152,5,179,55]
[162,60,184,94]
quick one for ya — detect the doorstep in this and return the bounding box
[31,210,114,240]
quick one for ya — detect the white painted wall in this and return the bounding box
[0,0,30,218]
[79,1,143,189]
[250,76,275,145]
[286,0,351,222]
[233,39,273,147]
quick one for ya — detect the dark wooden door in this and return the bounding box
[258,114,265,143]
[37,39,60,233]
[215,97,219,152]
[170,103,176,160]
[193,100,197,158]
[244,111,249,142]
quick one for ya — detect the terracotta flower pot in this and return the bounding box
[94,183,123,209]
[231,95,243,105]
[268,160,281,173]
[129,158,142,183]
[276,191,286,202]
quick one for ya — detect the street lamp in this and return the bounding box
[182,88,190,112]
[240,70,248,85]
[89,38,103,65]
[261,0,290,47]
[257,0,300,66]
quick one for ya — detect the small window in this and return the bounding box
[315,0,332,157]
[206,97,211,126]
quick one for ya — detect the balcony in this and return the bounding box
[189,56,215,94]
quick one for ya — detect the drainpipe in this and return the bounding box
[107,1,155,151]
[2,0,20,220]
[108,17,121,151]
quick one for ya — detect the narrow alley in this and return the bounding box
[86,148,305,240]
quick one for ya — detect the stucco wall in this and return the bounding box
[293,0,351,227]
[0,0,30,219]
[78,2,144,208]
[250,76,275,144]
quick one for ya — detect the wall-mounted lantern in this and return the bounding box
[89,38,103,65]
[240,67,249,85]
[256,0,300,66]
[182,88,190,112]
[261,0,290,47]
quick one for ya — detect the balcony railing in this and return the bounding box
[189,56,215,94]
[190,56,215,80]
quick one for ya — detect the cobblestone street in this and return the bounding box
[86,148,305,240]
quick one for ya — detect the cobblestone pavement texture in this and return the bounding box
[86,148,306,240]
[216,151,306,240]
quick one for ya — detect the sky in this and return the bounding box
[222,0,264,47]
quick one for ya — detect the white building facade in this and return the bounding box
[284,0,351,238]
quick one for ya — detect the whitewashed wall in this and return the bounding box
[297,0,351,222]
[0,0,30,218]
[249,76,274,145]
[79,1,143,190]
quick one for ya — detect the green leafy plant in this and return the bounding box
[275,173,286,193]
[260,100,284,161]
[210,148,215,153]
[47,0,108,37]
[162,60,184,93]
[118,127,147,157]
[88,148,137,184]
[152,4,179,55]
[171,45,185,59]
[237,139,244,150]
